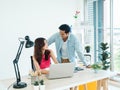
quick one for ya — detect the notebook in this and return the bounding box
[46,63,75,79]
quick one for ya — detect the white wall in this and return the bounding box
[0,0,83,79]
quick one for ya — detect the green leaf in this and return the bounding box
[34,81,39,86]
[39,79,44,85]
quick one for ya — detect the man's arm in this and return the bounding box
[74,36,89,66]
[47,33,57,45]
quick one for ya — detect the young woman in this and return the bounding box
[32,37,58,75]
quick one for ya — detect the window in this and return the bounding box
[85,0,104,63]
[104,0,120,74]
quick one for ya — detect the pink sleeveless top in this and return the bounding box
[39,54,50,69]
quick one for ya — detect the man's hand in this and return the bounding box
[86,65,91,68]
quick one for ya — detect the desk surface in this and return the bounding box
[0,69,116,90]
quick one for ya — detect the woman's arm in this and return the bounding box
[32,56,41,75]
[41,69,49,74]
[49,49,58,64]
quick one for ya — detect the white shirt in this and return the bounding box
[61,41,68,59]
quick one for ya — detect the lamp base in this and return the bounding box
[13,82,27,88]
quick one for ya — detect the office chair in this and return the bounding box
[30,56,36,72]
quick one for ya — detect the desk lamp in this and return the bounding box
[13,36,34,88]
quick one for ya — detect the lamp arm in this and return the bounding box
[13,41,24,83]
[13,63,21,83]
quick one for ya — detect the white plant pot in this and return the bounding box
[39,85,45,90]
[33,85,39,90]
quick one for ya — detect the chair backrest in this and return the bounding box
[30,56,36,71]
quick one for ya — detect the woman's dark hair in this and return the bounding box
[34,37,50,65]
[58,24,71,33]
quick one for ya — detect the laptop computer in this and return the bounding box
[47,63,75,79]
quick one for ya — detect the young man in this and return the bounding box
[47,24,90,67]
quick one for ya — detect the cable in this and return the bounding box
[7,82,15,90]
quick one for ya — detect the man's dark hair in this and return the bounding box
[59,24,71,33]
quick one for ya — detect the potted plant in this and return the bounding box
[99,42,110,70]
[29,70,39,85]
[33,81,39,90]
[39,79,45,90]
[91,62,102,73]
[85,45,90,53]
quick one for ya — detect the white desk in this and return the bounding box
[0,69,116,90]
